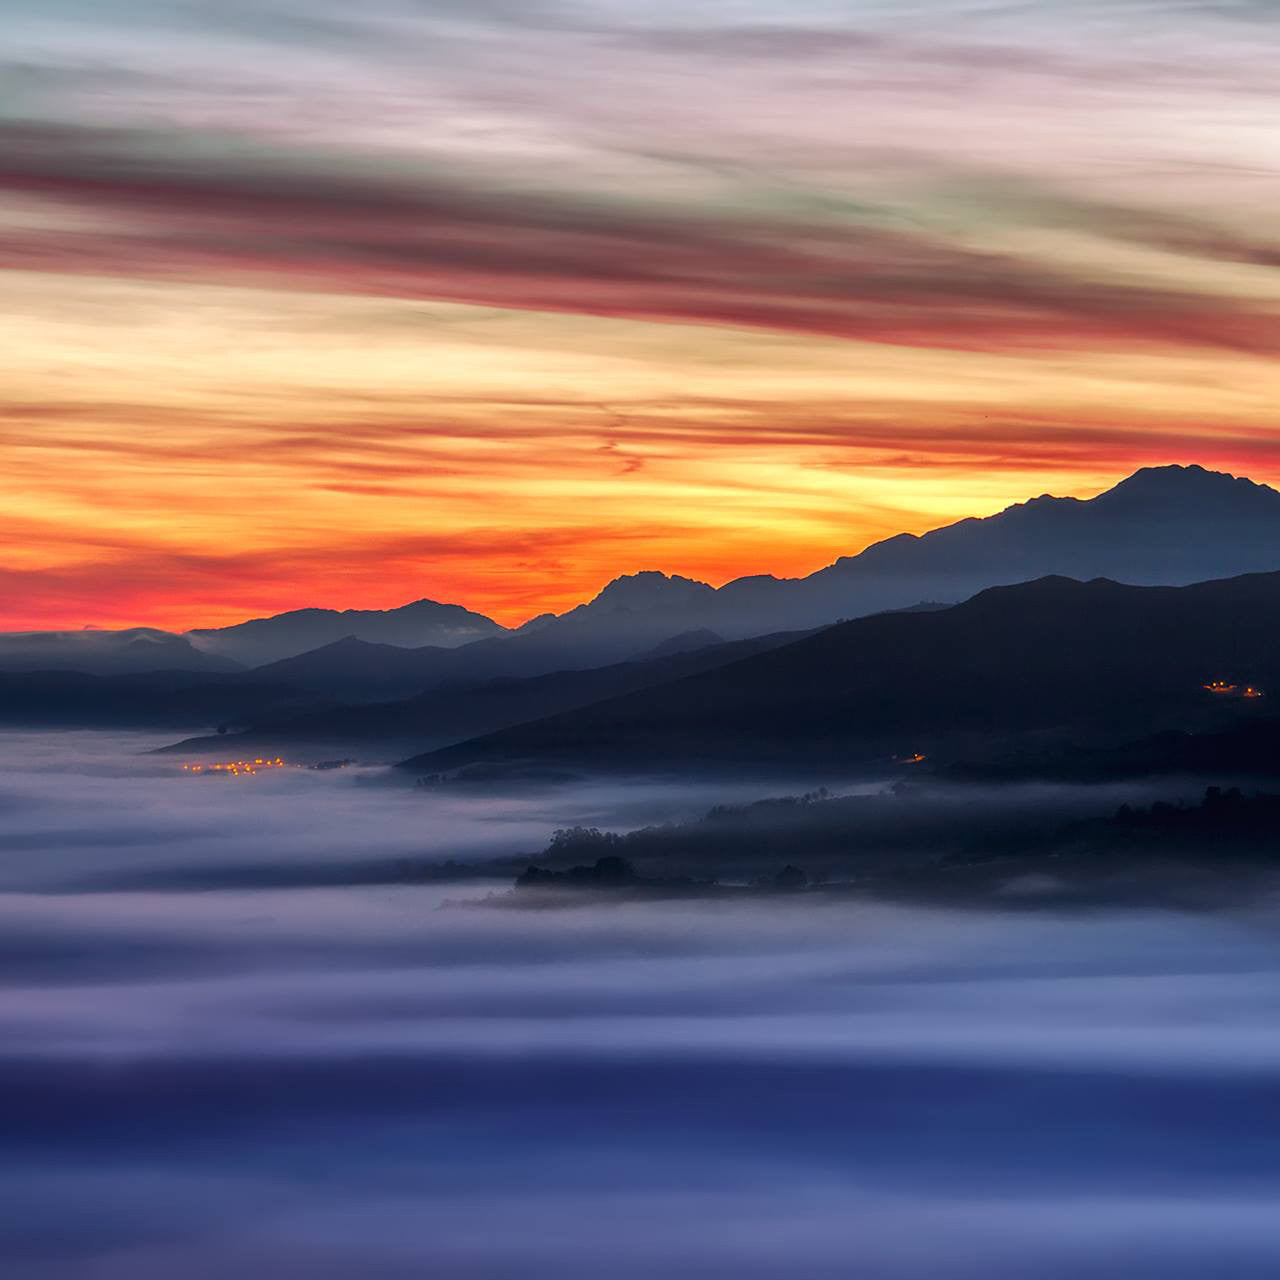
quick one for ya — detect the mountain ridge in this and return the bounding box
[186,597,505,666]
[7,464,1280,681]
[400,569,1280,776]
[162,628,811,760]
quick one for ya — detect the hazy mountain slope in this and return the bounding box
[0,629,242,676]
[0,601,503,678]
[164,629,812,759]
[243,636,461,701]
[0,670,327,729]
[246,577,751,700]
[186,598,505,666]
[402,571,1280,774]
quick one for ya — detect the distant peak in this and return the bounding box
[514,612,557,634]
[322,635,376,651]
[394,598,474,615]
[1103,463,1256,497]
[633,628,725,660]
[589,571,714,612]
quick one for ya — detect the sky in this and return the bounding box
[4,0,1280,631]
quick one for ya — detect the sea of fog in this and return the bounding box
[5,729,1280,1277]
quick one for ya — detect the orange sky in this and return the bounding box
[5,2,1280,631]
[6,271,1279,630]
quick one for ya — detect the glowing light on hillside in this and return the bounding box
[181,757,287,777]
[1203,681,1263,700]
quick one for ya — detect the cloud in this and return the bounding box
[2,121,1276,357]
[6,0,1280,632]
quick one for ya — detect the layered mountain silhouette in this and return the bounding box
[0,670,330,729]
[186,598,504,666]
[571,464,1280,639]
[1,603,505,677]
[401,571,1280,775]
[0,628,240,676]
[234,465,1280,698]
[9,465,1280,701]
[253,464,1280,683]
[164,630,809,760]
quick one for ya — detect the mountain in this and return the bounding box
[9,464,1280,686]
[634,629,725,660]
[488,572,723,661]
[186,598,505,666]
[163,629,811,760]
[244,576,750,702]
[372,462,1280,706]
[244,636,456,701]
[401,571,1280,775]
[0,600,505,678]
[0,670,328,729]
[369,464,1280,679]
[606,464,1280,639]
[0,628,242,676]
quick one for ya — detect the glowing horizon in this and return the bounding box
[6,2,1280,632]
[5,457,1267,635]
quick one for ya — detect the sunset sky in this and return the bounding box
[5,0,1280,630]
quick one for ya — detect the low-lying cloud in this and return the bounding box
[5,730,1280,1275]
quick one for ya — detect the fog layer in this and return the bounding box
[4,732,1280,1277]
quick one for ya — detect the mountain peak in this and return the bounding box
[632,628,725,661]
[514,612,558,635]
[185,596,504,666]
[1100,463,1266,502]
[588,571,715,613]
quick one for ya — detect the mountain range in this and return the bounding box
[186,599,504,666]
[0,628,239,677]
[9,465,1280,753]
[402,570,1280,776]
[163,629,811,761]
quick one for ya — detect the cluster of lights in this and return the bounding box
[182,757,287,777]
[1203,681,1264,699]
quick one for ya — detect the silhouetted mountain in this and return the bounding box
[0,670,327,729]
[370,464,1280,670]
[163,629,810,759]
[402,571,1280,775]
[245,636,460,701]
[512,612,557,634]
[633,629,725,660]
[0,601,502,680]
[497,572,724,660]
[186,598,504,665]
[617,464,1280,638]
[246,578,768,701]
[11,464,1280,687]
[0,629,242,676]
